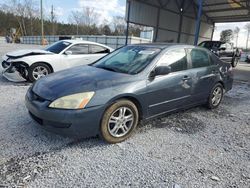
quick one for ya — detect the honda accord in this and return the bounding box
[25,44,233,143]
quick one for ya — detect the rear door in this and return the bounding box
[146,47,193,116]
[187,48,218,102]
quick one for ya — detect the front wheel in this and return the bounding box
[100,100,139,144]
[207,83,224,109]
[28,63,52,82]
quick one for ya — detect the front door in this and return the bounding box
[87,44,110,63]
[146,48,193,117]
[63,44,91,68]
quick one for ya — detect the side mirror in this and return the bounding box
[65,50,72,55]
[150,65,171,77]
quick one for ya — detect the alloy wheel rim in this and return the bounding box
[108,107,134,138]
[211,87,222,106]
[32,66,48,80]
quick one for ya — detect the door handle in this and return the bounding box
[182,75,191,80]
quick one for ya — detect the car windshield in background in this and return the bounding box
[199,41,222,49]
[45,41,71,54]
[92,46,161,75]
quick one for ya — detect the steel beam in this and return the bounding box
[154,7,161,42]
[177,0,185,43]
[210,23,215,40]
[194,0,203,45]
[125,0,131,45]
[40,0,44,43]
[203,1,246,7]
[205,7,247,13]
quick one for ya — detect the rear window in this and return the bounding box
[190,49,211,68]
[90,45,109,54]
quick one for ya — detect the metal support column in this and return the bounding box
[177,0,185,43]
[40,0,44,44]
[177,11,183,43]
[154,7,161,42]
[194,0,203,45]
[210,22,215,40]
[125,0,131,45]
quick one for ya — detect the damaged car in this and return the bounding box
[1,40,113,82]
[25,44,233,143]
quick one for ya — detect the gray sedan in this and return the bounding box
[25,44,233,143]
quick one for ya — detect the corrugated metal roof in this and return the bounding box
[134,0,250,23]
[197,0,250,22]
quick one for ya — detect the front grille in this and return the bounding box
[29,112,43,125]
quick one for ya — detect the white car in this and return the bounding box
[1,40,113,82]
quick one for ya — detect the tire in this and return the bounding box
[100,99,139,144]
[231,56,239,68]
[28,63,52,82]
[235,49,240,58]
[207,83,224,109]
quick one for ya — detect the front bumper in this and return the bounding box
[1,61,27,82]
[25,88,105,138]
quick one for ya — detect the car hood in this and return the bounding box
[32,65,133,101]
[6,49,52,59]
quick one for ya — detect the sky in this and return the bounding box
[42,0,126,24]
[42,0,249,48]
[213,22,250,48]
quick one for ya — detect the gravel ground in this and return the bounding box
[0,44,249,187]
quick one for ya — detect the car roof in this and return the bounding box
[128,43,195,50]
[61,39,113,49]
[200,41,224,44]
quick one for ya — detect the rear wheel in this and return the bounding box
[231,56,239,67]
[28,63,52,82]
[207,83,224,109]
[100,100,139,144]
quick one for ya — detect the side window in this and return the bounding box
[90,45,109,54]
[190,49,210,68]
[157,48,188,72]
[68,44,89,54]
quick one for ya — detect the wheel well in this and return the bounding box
[112,96,143,120]
[217,81,224,88]
[32,62,54,73]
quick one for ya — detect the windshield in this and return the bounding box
[92,46,161,75]
[45,41,72,54]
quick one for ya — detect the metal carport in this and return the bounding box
[125,0,250,45]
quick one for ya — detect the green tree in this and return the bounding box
[220,29,233,43]
[101,25,112,35]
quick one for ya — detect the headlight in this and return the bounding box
[49,92,95,109]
